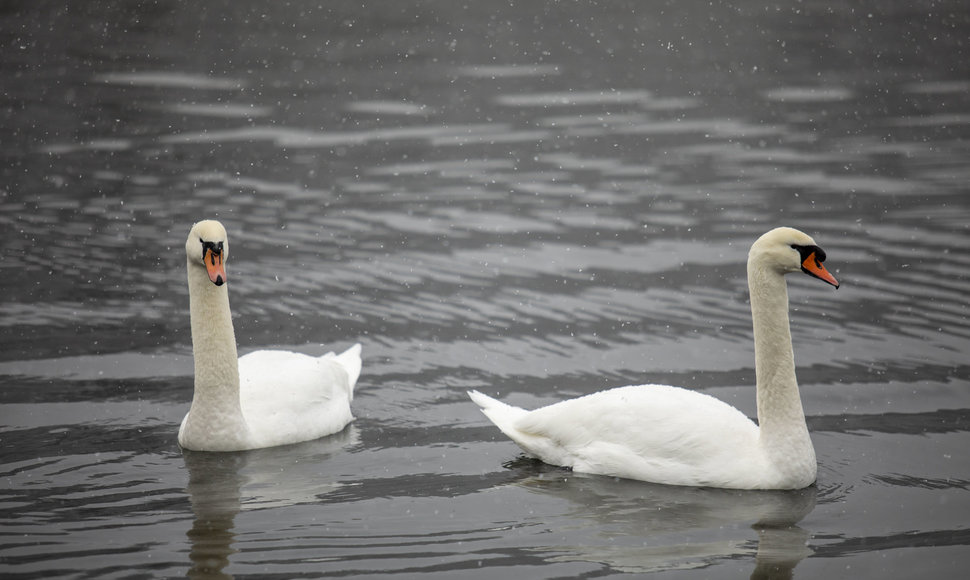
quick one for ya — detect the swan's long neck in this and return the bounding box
[748,261,811,450]
[183,263,248,448]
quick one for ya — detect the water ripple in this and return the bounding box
[496,89,652,107]
[456,64,561,78]
[94,72,247,90]
[159,123,510,148]
[762,86,854,103]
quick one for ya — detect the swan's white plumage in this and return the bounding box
[469,385,766,489]
[178,220,361,452]
[469,227,839,490]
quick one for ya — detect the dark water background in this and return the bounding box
[2,1,969,577]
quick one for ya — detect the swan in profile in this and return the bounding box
[178,220,362,452]
[469,227,839,490]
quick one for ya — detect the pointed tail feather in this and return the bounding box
[469,390,566,466]
[335,343,363,394]
[467,390,529,432]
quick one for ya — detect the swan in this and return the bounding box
[178,220,362,452]
[468,227,840,490]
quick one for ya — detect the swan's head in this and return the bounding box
[750,227,839,288]
[186,220,229,286]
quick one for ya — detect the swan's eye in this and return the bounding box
[791,244,826,263]
[201,240,224,261]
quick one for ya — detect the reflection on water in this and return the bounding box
[506,460,816,576]
[1,0,970,578]
[183,431,357,579]
[186,453,242,580]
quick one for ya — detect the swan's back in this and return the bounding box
[239,344,362,449]
[470,385,774,489]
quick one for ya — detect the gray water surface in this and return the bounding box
[2,1,970,578]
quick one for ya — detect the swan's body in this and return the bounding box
[469,227,839,490]
[178,220,362,452]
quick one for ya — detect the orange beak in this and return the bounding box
[204,247,227,286]
[801,251,839,288]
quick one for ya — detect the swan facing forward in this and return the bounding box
[469,227,839,490]
[178,220,362,452]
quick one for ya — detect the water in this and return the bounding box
[2,1,969,577]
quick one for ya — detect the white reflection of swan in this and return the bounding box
[183,428,358,578]
[507,463,815,576]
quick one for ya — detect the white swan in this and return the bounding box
[469,227,840,490]
[178,220,362,452]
